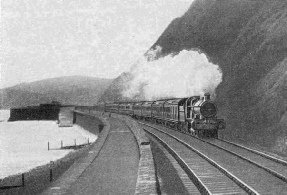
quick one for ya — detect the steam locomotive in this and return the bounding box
[103,93,225,138]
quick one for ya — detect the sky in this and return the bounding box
[1,0,194,89]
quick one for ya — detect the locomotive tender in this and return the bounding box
[104,93,225,138]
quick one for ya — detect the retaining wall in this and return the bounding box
[74,111,104,134]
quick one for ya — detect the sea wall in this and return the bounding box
[74,111,104,135]
[9,106,60,121]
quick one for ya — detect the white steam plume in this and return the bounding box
[122,46,222,100]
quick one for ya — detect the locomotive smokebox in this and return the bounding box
[193,93,217,118]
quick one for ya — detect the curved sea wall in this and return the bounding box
[74,112,104,135]
[0,111,105,195]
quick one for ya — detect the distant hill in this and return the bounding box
[0,76,113,108]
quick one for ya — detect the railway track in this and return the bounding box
[143,125,255,194]
[148,135,201,195]
[215,138,287,166]
[206,139,287,182]
[141,122,287,194]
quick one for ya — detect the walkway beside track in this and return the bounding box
[42,116,140,195]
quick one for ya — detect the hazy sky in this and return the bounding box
[1,0,193,88]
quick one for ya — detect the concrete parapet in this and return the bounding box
[135,145,157,195]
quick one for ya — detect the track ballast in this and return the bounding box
[141,122,287,194]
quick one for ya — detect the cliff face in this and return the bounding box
[152,0,287,150]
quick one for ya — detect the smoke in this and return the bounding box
[122,46,222,100]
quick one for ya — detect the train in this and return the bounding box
[94,93,225,138]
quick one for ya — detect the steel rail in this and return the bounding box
[140,122,287,184]
[217,138,287,166]
[143,126,259,195]
[145,130,212,195]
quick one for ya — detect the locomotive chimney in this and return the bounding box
[204,93,211,100]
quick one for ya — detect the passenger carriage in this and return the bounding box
[151,100,165,124]
[105,103,119,113]
[118,102,134,116]
[141,101,153,122]
[133,102,143,119]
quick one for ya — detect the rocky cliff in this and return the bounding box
[153,0,287,150]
